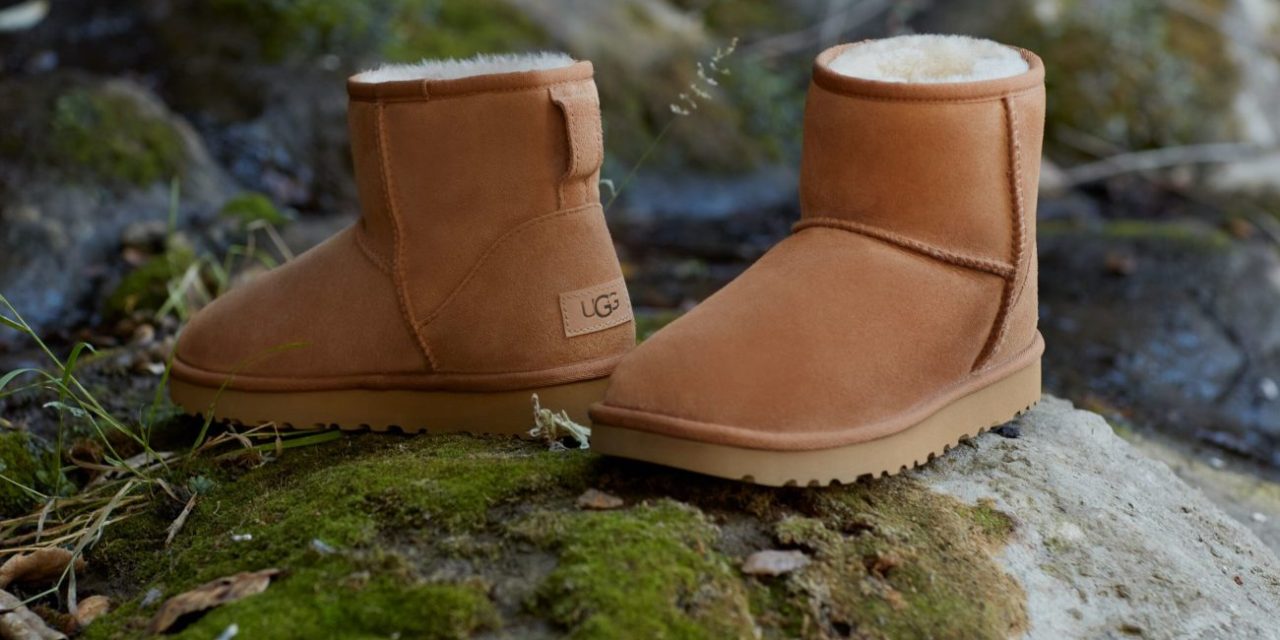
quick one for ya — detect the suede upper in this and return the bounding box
[591,42,1045,450]
[173,62,634,392]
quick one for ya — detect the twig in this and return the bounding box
[1060,143,1269,187]
[741,0,893,59]
[165,494,198,547]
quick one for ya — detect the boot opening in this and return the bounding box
[352,52,575,83]
[828,35,1028,84]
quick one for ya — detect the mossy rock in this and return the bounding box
[84,431,1025,638]
[986,0,1240,161]
[48,88,186,186]
[0,430,50,518]
[0,74,192,188]
[199,0,548,64]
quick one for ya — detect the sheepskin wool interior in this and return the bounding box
[352,52,574,83]
[829,35,1028,84]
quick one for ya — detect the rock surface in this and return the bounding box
[1039,220,1280,468]
[62,396,1280,638]
[0,72,234,339]
[920,397,1280,639]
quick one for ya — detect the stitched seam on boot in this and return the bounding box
[416,203,601,329]
[375,102,439,371]
[353,227,392,276]
[973,97,1027,372]
[792,218,1014,278]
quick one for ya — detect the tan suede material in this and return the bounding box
[591,42,1045,451]
[173,62,632,393]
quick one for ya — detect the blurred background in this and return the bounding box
[2,0,1280,541]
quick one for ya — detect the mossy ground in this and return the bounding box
[0,430,51,518]
[77,423,1027,639]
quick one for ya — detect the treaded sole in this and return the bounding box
[590,360,1041,487]
[169,376,611,436]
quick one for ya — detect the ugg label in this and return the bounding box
[560,277,632,338]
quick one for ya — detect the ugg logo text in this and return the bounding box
[581,292,621,319]
[560,278,633,337]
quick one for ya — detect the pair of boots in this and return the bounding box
[170,35,1046,487]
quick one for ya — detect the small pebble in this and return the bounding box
[1260,378,1279,402]
[310,538,336,554]
[742,550,810,576]
[993,424,1021,439]
[575,488,624,511]
[230,533,253,542]
[1207,457,1226,470]
[141,587,164,607]
[1251,512,1268,524]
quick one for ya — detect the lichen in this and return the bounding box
[49,88,184,186]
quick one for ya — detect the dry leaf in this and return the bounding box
[0,550,85,589]
[0,589,66,640]
[148,569,279,634]
[575,489,624,511]
[73,596,110,629]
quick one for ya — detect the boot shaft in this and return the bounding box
[799,41,1045,370]
[342,60,633,375]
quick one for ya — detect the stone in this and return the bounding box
[0,72,234,340]
[918,397,1280,638]
[741,550,810,576]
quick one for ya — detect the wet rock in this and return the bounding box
[0,71,233,340]
[1039,219,1280,467]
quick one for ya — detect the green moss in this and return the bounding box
[754,478,1027,639]
[50,88,184,186]
[383,0,549,62]
[85,556,498,640]
[220,192,292,227]
[633,310,683,342]
[525,499,755,639]
[85,433,1025,638]
[206,0,547,63]
[995,0,1239,161]
[0,431,46,518]
[1040,219,1232,251]
[104,241,198,319]
[88,436,593,635]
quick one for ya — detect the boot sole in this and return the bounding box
[591,360,1040,486]
[169,376,610,436]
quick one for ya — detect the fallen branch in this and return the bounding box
[1060,143,1269,187]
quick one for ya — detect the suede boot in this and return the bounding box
[171,54,635,432]
[590,36,1045,485]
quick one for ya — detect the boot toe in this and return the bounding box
[171,228,426,386]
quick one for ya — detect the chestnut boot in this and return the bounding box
[591,36,1044,485]
[171,54,634,432]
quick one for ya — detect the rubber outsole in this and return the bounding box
[169,376,611,436]
[590,360,1041,487]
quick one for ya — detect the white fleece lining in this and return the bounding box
[829,35,1028,84]
[352,52,575,83]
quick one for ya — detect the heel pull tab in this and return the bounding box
[549,81,604,209]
